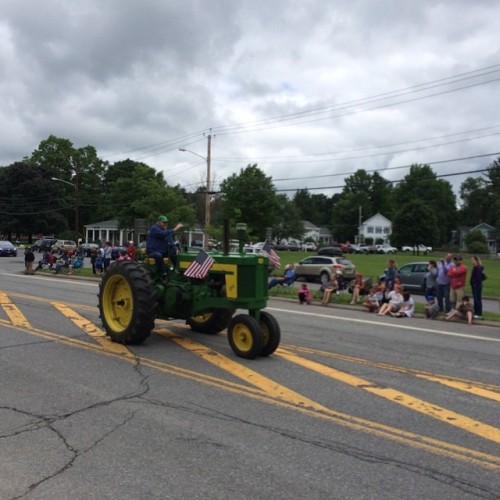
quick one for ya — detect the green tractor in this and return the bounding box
[97,228,281,359]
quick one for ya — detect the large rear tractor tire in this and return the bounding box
[187,309,234,334]
[258,311,281,357]
[98,261,157,344]
[227,314,263,359]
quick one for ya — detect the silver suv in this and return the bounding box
[294,256,356,285]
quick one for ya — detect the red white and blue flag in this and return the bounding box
[261,240,281,269]
[184,249,215,279]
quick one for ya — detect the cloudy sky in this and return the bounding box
[2,0,500,199]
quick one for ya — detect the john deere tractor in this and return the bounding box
[97,225,280,359]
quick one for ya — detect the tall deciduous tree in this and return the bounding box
[0,161,67,240]
[458,177,490,226]
[392,164,456,246]
[219,164,281,241]
[390,200,439,249]
[97,159,196,230]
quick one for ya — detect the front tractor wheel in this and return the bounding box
[187,309,234,334]
[98,261,157,344]
[228,314,263,359]
[258,311,281,357]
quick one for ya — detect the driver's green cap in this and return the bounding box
[158,215,168,222]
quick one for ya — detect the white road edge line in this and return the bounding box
[267,306,500,342]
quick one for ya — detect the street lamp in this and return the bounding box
[52,176,79,242]
[179,134,212,248]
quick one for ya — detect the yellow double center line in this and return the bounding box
[1,294,499,470]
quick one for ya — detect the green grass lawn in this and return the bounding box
[272,251,500,299]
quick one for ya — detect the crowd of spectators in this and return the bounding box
[25,241,140,277]
[266,253,486,326]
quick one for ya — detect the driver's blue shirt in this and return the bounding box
[146,224,176,255]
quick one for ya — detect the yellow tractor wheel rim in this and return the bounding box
[102,275,134,333]
[231,323,254,352]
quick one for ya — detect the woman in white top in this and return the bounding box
[391,293,415,318]
[377,285,404,316]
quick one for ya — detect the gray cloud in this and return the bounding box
[1,0,500,198]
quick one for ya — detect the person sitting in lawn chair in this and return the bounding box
[268,264,297,289]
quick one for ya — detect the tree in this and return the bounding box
[97,160,196,230]
[272,195,304,243]
[0,161,67,240]
[392,164,456,246]
[293,190,333,226]
[219,164,281,241]
[330,192,369,242]
[464,229,488,254]
[390,200,439,249]
[458,177,490,226]
[28,136,108,239]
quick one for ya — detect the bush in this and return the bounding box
[467,241,489,254]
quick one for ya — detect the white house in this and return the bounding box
[302,220,333,245]
[358,213,392,244]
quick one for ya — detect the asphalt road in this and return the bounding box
[0,256,499,499]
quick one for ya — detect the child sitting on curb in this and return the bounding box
[445,295,473,325]
[363,284,384,313]
[298,283,312,305]
[424,295,440,319]
[349,272,364,304]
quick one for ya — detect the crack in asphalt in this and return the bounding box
[137,398,500,500]
[1,353,152,499]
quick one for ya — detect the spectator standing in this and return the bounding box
[425,260,438,297]
[90,248,98,274]
[103,242,113,272]
[436,253,453,313]
[384,259,398,292]
[447,255,468,309]
[298,283,312,305]
[24,247,35,275]
[95,251,104,274]
[470,256,485,319]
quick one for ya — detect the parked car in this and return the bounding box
[347,243,364,253]
[0,240,17,257]
[358,244,377,254]
[376,244,398,254]
[339,243,353,253]
[294,256,356,285]
[301,242,318,252]
[317,246,343,257]
[401,244,433,254]
[81,242,100,257]
[379,261,428,292]
[52,239,77,252]
[34,238,58,252]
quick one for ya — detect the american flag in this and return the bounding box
[261,240,281,269]
[184,249,215,279]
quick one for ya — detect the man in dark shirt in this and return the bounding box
[146,215,183,279]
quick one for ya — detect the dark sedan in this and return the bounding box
[317,246,343,257]
[379,261,428,292]
[0,241,18,257]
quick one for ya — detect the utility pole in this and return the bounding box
[205,132,212,248]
